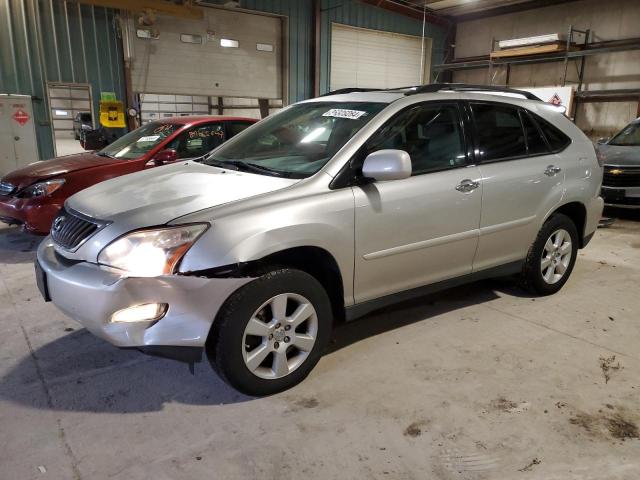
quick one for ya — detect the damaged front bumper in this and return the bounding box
[37,238,253,362]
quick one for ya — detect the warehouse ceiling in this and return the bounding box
[365,0,582,21]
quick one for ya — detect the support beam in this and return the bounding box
[454,0,582,22]
[575,89,640,103]
[71,0,204,19]
[433,37,640,72]
[358,0,451,28]
[313,0,321,97]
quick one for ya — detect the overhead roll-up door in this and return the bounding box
[330,24,432,91]
[129,7,283,100]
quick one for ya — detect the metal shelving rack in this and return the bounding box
[486,26,590,88]
[432,26,640,119]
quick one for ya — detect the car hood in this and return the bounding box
[67,161,299,227]
[1,152,123,191]
[597,144,640,166]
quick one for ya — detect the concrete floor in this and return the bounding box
[1,211,639,479]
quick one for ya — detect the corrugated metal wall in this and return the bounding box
[2,0,446,159]
[0,0,125,160]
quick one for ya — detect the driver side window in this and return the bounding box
[168,123,225,159]
[364,103,466,176]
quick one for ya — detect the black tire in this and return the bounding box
[207,268,333,396]
[521,213,578,295]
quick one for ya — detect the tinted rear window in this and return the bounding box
[532,113,571,151]
[521,110,550,155]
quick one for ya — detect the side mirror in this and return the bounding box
[597,137,609,145]
[147,149,178,167]
[362,149,412,182]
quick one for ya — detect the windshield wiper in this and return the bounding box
[203,158,240,170]
[204,158,292,177]
[229,161,291,177]
[96,151,114,158]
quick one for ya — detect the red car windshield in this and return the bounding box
[98,122,182,159]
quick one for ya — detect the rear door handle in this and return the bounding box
[544,165,562,176]
[455,179,480,193]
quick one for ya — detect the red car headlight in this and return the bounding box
[18,179,65,198]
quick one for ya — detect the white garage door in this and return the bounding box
[139,93,209,124]
[47,83,93,156]
[129,7,282,100]
[330,24,432,91]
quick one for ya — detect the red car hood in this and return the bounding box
[2,152,125,191]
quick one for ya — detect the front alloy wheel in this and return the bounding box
[208,268,332,396]
[242,293,318,379]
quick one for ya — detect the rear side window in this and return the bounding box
[226,121,253,138]
[471,103,526,161]
[532,114,571,152]
[168,123,225,159]
[520,110,549,155]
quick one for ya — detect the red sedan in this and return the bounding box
[0,115,257,234]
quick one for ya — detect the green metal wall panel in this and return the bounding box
[2,0,446,159]
[0,0,125,160]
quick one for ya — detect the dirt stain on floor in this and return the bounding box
[292,397,319,410]
[490,397,530,414]
[570,407,639,441]
[518,458,541,472]
[404,420,427,437]
[285,396,320,413]
[599,355,623,383]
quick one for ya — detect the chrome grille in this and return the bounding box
[603,166,640,188]
[0,181,15,196]
[50,208,100,250]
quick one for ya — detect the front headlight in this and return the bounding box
[18,179,65,198]
[97,224,208,277]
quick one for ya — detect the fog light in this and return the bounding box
[111,303,168,323]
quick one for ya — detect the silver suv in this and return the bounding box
[36,84,604,395]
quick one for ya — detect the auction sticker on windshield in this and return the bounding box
[137,135,161,143]
[322,109,367,120]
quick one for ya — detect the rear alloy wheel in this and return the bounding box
[208,268,332,396]
[540,228,572,285]
[521,213,578,295]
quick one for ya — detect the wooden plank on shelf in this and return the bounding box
[490,42,579,59]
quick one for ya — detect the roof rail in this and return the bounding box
[404,83,542,101]
[319,88,381,97]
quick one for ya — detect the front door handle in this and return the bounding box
[455,179,480,193]
[544,165,562,176]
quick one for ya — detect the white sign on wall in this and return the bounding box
[521,86,574,116]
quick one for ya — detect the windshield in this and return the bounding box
[609,122,640,146]
[200,102,386,178]
[98,122,182,159]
